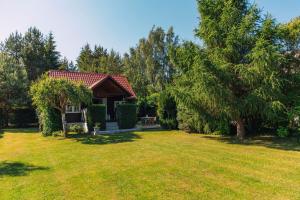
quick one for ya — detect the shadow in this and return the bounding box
[67,132,141,145]
[202,135,300,152]
[0,161,49,177]
[2,128,39,134]
[0,129,3,139]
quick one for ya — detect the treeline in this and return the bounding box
[0,28,61,127]
[0,26,178,128]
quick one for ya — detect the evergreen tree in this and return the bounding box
[45,32,60,70]
[2,27,61,82]
[2,31,23,60]
[21,27,47,81]
[172,0,284,139]
[59,57,77,71]
[0,53,28,127]
[68,61,77,71]
[77,44,122,74]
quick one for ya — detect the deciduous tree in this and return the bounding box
[30,77,92,136]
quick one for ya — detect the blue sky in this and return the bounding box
[0,0,299,62]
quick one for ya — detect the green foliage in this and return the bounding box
[279,17,300,50]
[9,108,37,128]
[40,107,62,136]
[94,122,101,129]
[59,57,77,71]
[0,53,28,127]
[87,104,106,130]
[30,77,92,113]
[171,0,285,138]
[3,27,61,81]
[276,127,289,138]
[1,28,61,127]
[69,124,83,134]
[157,91,178,129]
[77,44,123,74]
[30,76,92,135]
[123,26,179,98]
[116,104,137,129]
[276,17,300,131]
[177,103,230,134]
[137,93,159,117]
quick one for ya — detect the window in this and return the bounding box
[66,104,81,113]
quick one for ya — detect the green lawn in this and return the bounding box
[0,129,300,200]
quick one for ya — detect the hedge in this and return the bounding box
[9,108,38,127]
[116,104,137,129]
[87,104,106,130]
[42,108,62,136]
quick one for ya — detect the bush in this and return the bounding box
[137,94,159,117]
[69,124,83,134]
[157,92,178,129]
[276,126,289,138]
[177,103,231,135]
[87,104,106,131]
[40,108,62,136]
[9,107,37,127]
[116,104,137,129]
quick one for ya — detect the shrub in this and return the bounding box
[9,107,37,127]
[116,104,137,129]
[94,122,101,129]
[87,104,106,131]
[69,124,83,134]
[157,91,178,129]
[137,94,159,117]
[276,126,289,138]
[177,103,231,134]
[52,131,63,137]
[40,107,62,136]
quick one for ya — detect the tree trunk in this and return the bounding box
[61,112,67,137]
[236,119,246,140]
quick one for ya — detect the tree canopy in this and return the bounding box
[0,53,28,127]
[30,77,92,136]
[77,44,123,74]
[123,26,179,98]
[171,0,286,139]
[2,27,61,82]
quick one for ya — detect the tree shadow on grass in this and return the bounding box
[0,129,3,139]
[0,161,49,177]
[2,128,39,134]
[202,135,300,152]
[67,132,141,145]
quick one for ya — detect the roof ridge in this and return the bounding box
[49,70,125,77]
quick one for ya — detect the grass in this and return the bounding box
[0,128,300,200]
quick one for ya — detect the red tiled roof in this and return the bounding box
[48,70,136,98]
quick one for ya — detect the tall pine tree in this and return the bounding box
[172,0,284,139]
